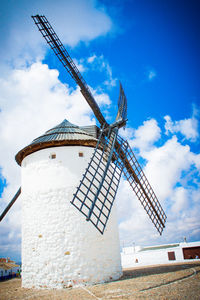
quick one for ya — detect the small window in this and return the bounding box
[50,153,56,159]
[168,251,176,260]
[79,152,84,157]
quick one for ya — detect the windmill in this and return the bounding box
[0,15,166,288]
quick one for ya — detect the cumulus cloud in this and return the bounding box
[120,119,161,152]
[132,119,161,151]
[143,136,192,201]
[171,187,189,214]
[164,106,199,141]
[0,0,112,68]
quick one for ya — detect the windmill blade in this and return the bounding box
[0,187,21,222]
[71,126,128,234]
[116,82,127,122]
[121,141,167,235]
[32,15,107,127]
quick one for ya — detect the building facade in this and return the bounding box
[0,258,20,281]
[121,241,200,268]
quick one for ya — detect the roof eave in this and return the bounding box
[15,139,97,166]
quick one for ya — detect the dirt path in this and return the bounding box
[0,262,200,299]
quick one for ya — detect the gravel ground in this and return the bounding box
[0,262,200,299]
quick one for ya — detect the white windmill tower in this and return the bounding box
[15,120,123,288]
[0,15,167,289]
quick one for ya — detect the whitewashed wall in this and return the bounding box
[21,146,122,289]
[121,241,200,268]
[121,246,183,268]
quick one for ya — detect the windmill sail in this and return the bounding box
[71,126,128,234]
[71,85,128,233]
[122,142,167,234]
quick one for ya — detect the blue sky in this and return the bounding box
[0,0,199,262]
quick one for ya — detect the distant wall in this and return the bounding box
[0,266,20,280]
[121,241,200,268]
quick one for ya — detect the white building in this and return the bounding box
[0,259,20,280]
[121,240,200,268]
[16,120,122,289]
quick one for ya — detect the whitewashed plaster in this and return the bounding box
[121,241,200,268]
[21,146,122,288]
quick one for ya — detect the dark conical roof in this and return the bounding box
[31,119,97,144]
[16,119,98,165]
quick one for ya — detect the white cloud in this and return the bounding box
[117,176,164,247]
[144,67,157,81]
[103,63,117,87]
[147,70,156,80]
[164,107,199,141]
[120,119,161,152]
[86,54,117,87]
[0,0,112,68]
[90,86,111,106]
[87,55,97,63]
[143,136,192,201]
[133,119,161,151]
[171,187,189,214]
